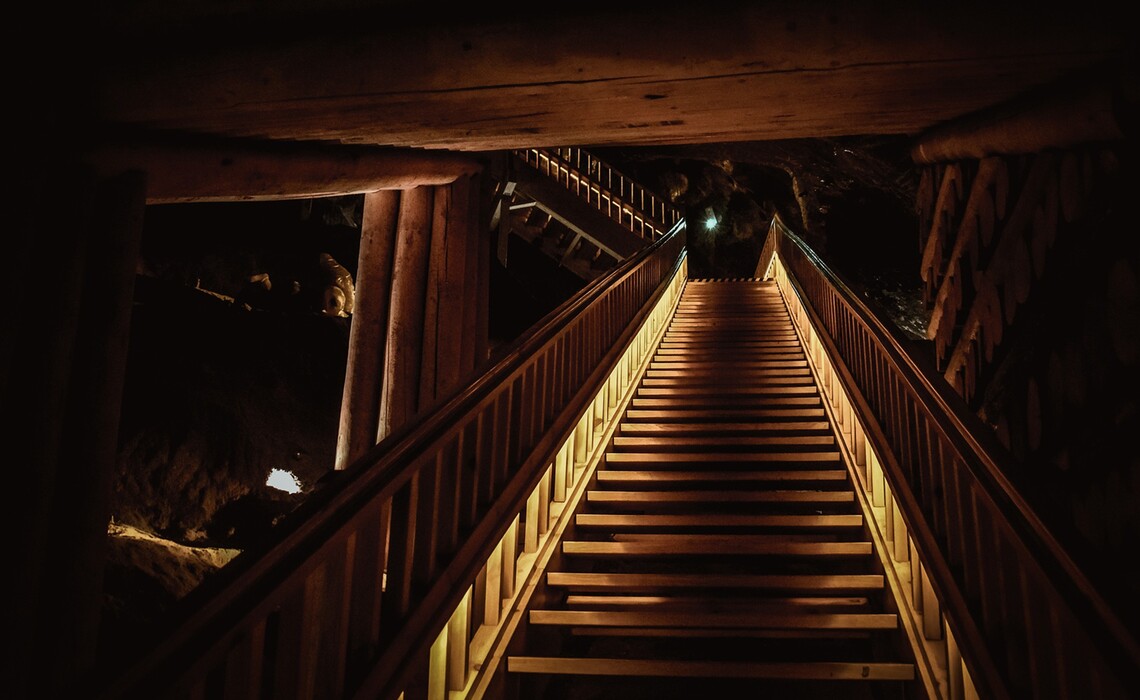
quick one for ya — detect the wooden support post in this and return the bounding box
[75,171,148,688]
[336,190,399,470]
[379,187,434,437]
[421,178,471,410]
[7,168,147,695]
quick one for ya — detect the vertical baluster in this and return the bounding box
[384,474,420,626]
[501,516,519,600]
[222,619,267,700]
[446,588,471,693]
[412,451,445,586]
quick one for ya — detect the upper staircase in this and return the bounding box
[493,148,682,285]
[506,279,917,698]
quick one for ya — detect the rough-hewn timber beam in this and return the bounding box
[911,66,1135,164]
[93,2,1129,151]
[85,137,483,203]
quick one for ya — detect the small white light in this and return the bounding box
[266,468,302,494]
[705,215,718,230]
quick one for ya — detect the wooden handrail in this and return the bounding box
[516,147,683,241]
[96,219,687,700]
[768,213,1139,699]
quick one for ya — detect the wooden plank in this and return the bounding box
[574,513,863,529]
[623,409,827,420]
[528,610,898,630]
[636,386,819,396]
[630,397,820,407]
[562,540,872,557]
[507,657,914,680]
[546,572,884,591]
[587,490,853,504]
[613,435,834,447]
[619,421,832,433]
[563,595,871,609]
[605,452,841,463]
[642,375,812,385]
[595,470,848,483]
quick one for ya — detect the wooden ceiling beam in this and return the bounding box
[92,1,1129,152]
[85,136,483,203]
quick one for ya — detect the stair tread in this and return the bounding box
[529,610,898,629]
[562,540,871,557]
[546,572,885,590]
[507,657,915,680]
[619,421,832,433]
[587,490,854,503]
[574,514,863,529]
[605,452,840,462]
[597,470,848,482]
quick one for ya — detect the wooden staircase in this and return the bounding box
[506,279,918,699]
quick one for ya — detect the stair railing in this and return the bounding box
[97,220,687,700]
[516,147,682,241]
[764,213,1138,700]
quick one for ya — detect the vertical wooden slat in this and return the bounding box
[501,517,519,599]
[346,502,389,681]
[384,475,420,625]
[412,454,444,586]
[484,541,503,626]
[223,620,266,700]
[447,588,471,692]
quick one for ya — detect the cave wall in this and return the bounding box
[918,145,1139,626]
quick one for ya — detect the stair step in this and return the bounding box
[507,657,915,681]
[605,452,840,464]
[574,514,864,529]
[619,421,832,434]
[637,385,820,396]
[586,490,854,504]
[562,540,872,557]
[596,470,848,483]
[613,435,834,447]
[624,409,827,421]
[563,595,871,610]
[528,610,898,631]
[546,572,885,592]
[631,397,821,409]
